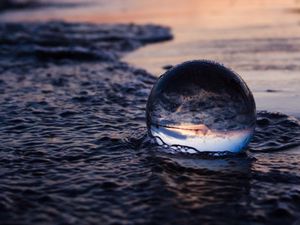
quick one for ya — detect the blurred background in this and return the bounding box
[1,0,300,117]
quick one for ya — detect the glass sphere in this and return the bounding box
[146,60,256,154]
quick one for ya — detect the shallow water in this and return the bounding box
[0,21,300,225]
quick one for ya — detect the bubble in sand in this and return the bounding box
[146,60,256,153]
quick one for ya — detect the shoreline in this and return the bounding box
[1,0,300,117]
[0,2,300,224]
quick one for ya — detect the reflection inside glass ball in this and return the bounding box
[146,60,256,154]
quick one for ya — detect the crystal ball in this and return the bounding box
[146,60,256,153]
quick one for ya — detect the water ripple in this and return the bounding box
[0,21,299,225]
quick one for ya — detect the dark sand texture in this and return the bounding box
[0,21,300,225]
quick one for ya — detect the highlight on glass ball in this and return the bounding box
[146,60,256,154]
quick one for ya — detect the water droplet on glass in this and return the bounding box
[146,60,256,153]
